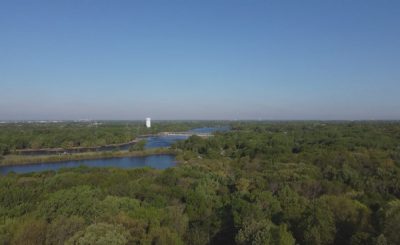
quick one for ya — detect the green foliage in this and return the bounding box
[100,195,141,216]
[299,199,336,245]
[236,219,274,244]
[277,186,308,224]
[1,122,400,244]
[236,219,295,245]
[274,224,296,245]
[38,185,101,221]
[376,234,388,245]
[46,215,86,245]
[12,219,47,245]
[129,139,146,151]
[382,199,400,245]
[66,223,130,245]
[320,195,371,244]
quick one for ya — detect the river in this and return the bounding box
[0,127,228,175]
[0,154,176,175]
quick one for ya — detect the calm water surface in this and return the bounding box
[0,154,176,175]
[145,135,188,149]
[0,127,228,174]
[143,126,229,149]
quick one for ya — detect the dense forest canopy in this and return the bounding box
[1,121,400,244]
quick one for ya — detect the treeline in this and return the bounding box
[0,121,399,244]
[0,121,227,154]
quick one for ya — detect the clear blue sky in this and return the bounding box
[1,0,399,120]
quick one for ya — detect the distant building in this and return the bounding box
[146,118,151,128]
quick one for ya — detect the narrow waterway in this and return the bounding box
[0,154,176,175]
[0,127,229,174]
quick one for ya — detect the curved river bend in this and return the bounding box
[0,127,228,175]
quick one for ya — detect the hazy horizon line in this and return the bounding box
[1,119,400,122]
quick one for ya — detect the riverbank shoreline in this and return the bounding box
[13,129,215,155]
[15,139,142,155]
[0,148,176,167]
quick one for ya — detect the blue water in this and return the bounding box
[0,154,176,175]
[145,135,188,149]
[0,127,228,175]
[144,126,229,149]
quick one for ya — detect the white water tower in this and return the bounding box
[146,117,151,128]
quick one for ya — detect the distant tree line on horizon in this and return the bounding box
[0,121,227,155]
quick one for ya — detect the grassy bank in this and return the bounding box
[0,148,176,166]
